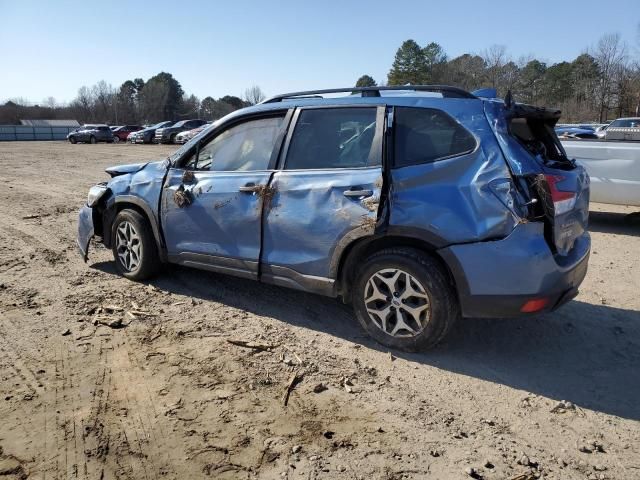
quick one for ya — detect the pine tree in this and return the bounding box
[387,40,428,85]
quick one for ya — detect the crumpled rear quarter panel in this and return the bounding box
[388,99,516,245]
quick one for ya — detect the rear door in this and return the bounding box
[161,110,290,279]
[261,106,385,288]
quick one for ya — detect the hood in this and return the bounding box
[105,161,150,177]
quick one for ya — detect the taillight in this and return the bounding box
[544,174,576,215]
[520,297,549,313]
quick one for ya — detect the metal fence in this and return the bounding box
[0,125,77,141]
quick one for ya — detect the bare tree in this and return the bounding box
[243,85,265,105]
[44,97,56,109]
[482,45,508,88]
[592,33,628,121]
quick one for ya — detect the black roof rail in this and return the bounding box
[260,85,477,103]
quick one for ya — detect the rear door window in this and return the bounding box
[285,108,380,169]
[393,107,476,167]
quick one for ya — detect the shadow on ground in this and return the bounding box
[93,260,640,421]
[588,210,640,236]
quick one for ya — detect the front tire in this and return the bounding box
[69,136,77,144]
[111,209,159,280]
[113,136,120,143]
[89,135,97,144]
[169,133,176,144]
[352,247,458,352]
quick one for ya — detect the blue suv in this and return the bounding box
[77,86,590,351]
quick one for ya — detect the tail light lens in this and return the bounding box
[544,174,576,215]
[520,297,549,313]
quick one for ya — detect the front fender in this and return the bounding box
[99,195,166,261]
[76,205,94,262]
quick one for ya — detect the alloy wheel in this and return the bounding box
[363,268,431,337]
[115,220,141,272]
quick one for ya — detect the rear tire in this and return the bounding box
[111,209,160,281]
[351,247,458,352]
[90,136,97,144]
[169,133,176,144]
[113,136,120,143]
[69,136,77,144]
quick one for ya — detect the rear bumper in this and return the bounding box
[439,222,590,318]
[76,205,94,262]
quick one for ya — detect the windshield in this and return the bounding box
[172,121,187,128]
[152,121,171,129]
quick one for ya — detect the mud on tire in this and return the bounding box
[352,247,459,352]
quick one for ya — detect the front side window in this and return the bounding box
[188,116,284,171]
[285,108,379,170]
[394,107,476,167]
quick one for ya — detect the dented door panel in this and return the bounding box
[161,168,271,269]
[261,168,383,278]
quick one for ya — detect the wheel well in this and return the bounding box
[100,201,152,248]
[336,235,457,302]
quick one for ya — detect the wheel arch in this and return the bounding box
[335,234,458,302]
[98,195,166,261]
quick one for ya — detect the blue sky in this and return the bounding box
[1,0,638,103]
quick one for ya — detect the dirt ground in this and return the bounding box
[0,141,638,480]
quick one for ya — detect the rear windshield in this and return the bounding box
[510,117,569,165]
[394,107,476,167]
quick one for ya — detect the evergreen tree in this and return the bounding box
[355,75,377,87]
[387,40,428,85]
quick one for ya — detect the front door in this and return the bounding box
[261,106,385,290]
[161,111,289,279]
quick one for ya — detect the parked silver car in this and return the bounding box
[604,118,640,141]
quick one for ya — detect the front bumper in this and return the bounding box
[439,222,590,318]
[77,205,94,262]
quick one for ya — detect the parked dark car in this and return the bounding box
[111,125,142,143]
[68,125,114,144]
[128,121,174,144]
[155,119,207,144]
[78,85,590,351]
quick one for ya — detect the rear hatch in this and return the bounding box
[485,101,590,256]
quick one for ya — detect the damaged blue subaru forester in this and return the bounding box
[77,85,590,351]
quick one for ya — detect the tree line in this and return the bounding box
[0,73,266,125]
[357,31,640,122]
[2,29,639,125]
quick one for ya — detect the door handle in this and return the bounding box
[343,189,373,198]
[239,183,262,193]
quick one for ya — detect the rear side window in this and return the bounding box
[285,108,379,169]
[394,107,476,167]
